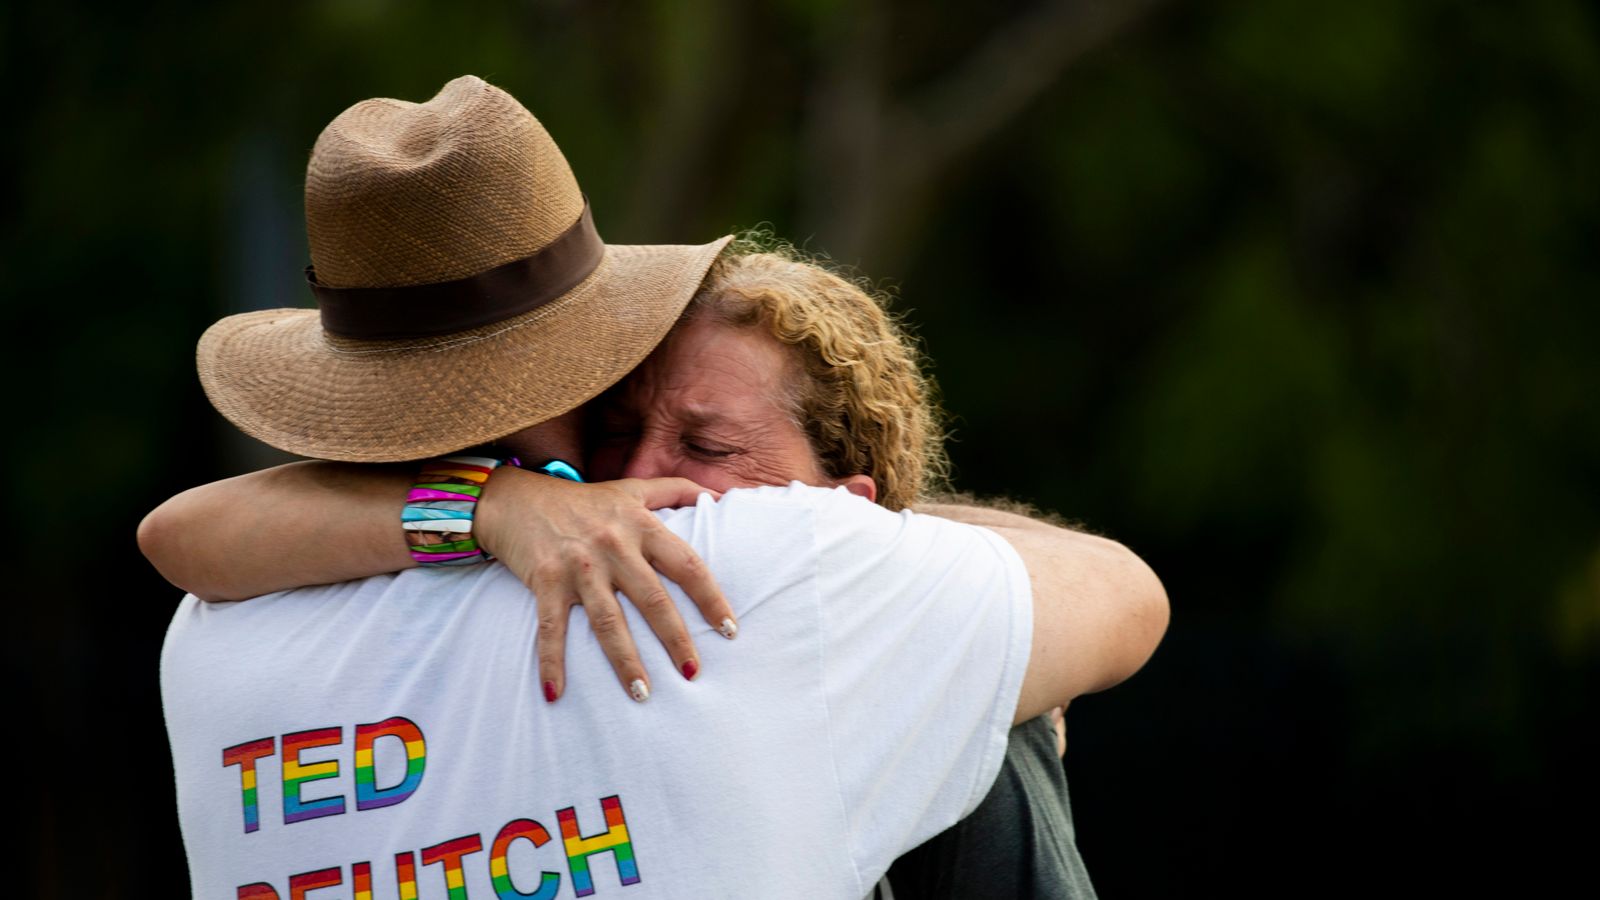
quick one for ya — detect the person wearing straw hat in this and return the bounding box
[154,76,1165,898]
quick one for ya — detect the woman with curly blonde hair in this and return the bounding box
[595,244,1095,898]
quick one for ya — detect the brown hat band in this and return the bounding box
[307,201,605,340]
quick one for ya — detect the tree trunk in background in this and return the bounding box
[620,0,741,242]
[799,0,1168,274]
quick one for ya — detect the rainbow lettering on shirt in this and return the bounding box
[557,796,641,897]
[489,818,560,900]
[282,727,346,824]
[394,852,419,900]
[354,717,426,811]
[288,866,341,899]
[237,884,279,900]
[222,737,275,834]
[422,834,484,900]
[351,861,373,900]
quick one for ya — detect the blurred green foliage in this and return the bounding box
[6,0,1595,895]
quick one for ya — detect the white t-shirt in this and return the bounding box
[162,483,1032,900]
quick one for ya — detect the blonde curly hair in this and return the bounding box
[683,237,949,511]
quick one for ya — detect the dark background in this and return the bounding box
[8,0,1597,895]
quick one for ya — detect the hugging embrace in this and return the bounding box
[143,76,1167,899]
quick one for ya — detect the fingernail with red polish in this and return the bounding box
[543,681,558,703]
[681,659,699,681]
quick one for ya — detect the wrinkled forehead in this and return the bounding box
[600,319,800,422]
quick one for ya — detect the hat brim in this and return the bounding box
[197,237,732,462]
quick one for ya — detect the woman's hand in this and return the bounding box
[475,467,734,703]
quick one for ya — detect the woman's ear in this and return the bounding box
[834,474,877,503]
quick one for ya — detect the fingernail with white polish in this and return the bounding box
[718,617,739,640]
[629,679,650,703]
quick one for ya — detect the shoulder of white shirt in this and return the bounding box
[657,480,881,519]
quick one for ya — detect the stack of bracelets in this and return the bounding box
[402,454,583,567]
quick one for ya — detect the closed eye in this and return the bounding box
[684,440,738,460]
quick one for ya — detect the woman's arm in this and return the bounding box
[137,461,734,700]
[915,501,1169,724]
[138,462,414,601]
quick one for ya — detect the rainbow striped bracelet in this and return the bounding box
[402,454,516,567]
[403,455,586,567]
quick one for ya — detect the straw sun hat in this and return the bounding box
[198,75,732,462]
